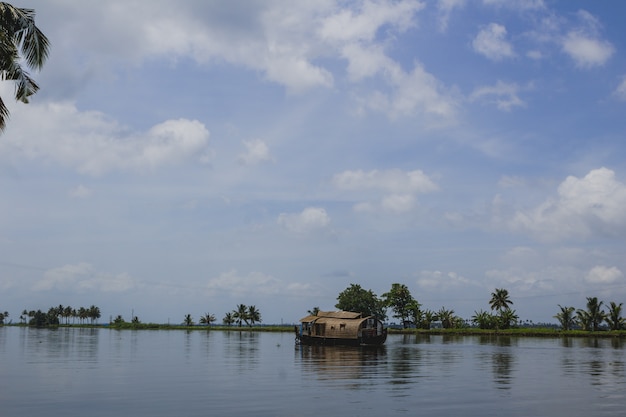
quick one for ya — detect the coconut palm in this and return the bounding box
[472,309,496,329]
[199,312,216,327]
[0,3,50,131]
[437,307,456,329]
[247,305,261,327]
[577,297,606,332]
[88,305,101,324]
[489,288,513,313]
[233,304,249,327]
[498,309,519,329]
[307,306,320,316]
[184,314,194,326]
[554,305,576,331]
[223,312,235,326]
[606,301,625,331]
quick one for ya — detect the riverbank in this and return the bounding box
[4,323,626,337]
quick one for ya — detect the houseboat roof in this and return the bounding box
[299,310,366,322]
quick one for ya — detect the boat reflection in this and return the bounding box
[297,344,387,389]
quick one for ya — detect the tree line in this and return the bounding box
[325,283,625,331]
[0,305,102,327]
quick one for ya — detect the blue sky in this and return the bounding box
[2,0,626,325]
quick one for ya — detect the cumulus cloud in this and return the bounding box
[237,139,272,165]
[470,80,526,111]
[562,32,614,68]
[585,265,623,285]
[561,10,614,68]
[1,102,211,176]
[205,269,317,296]
[472,23,515,61]
[333,168,437,213]
[277,207,331,233]
[416,270,474,290]
[510,168,626,241]
[436,0,465,32]
[34,263,135,292]
[614,76,626,101]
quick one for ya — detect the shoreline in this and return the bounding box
[3,323,626,338]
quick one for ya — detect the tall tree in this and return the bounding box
[247,305,261,327]
[554,305,576,331]
[0,3,50,131]
[88,305,101,324]
[335,283,386,320]
[605,301,624,331]
[199,312,216,327]
[184,314,194,326]
[382,283,415,328]
[233,304,249,327]
[577,297,606,332]
[222,312,235,327]
[307,306,320,316]
[489,288,513,313]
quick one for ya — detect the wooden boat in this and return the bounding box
[295,310,387,346]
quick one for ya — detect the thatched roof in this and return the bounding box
[299,310,364,322]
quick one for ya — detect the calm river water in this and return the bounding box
[1,326,625,417]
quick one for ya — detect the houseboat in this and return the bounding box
[295,310,387,346]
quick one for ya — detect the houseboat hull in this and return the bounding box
[297,330,387,347]
[296,310,387,347]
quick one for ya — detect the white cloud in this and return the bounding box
[237,139,272,165]
[205,269,317,296]
[334,168,437,213]
[470,80,526,111]
[416,270,474,290]
[277,207,331,233]
[318,0,421,43]
[585,265,623,285]
[472,23,515,61]
[482,0,545,10]
[562,32,614,68]
[333,168,438,193]
[34,263,135,292]
[510,168,626,241]
[436,0,465,32]
[561,10,614,68]
[614,76,626,101]
[1,102,211,176]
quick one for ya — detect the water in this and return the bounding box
[1,327,625,417]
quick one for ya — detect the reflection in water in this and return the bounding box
[224,331,260,371]
[476,336,517,390]
[298,345,387,390]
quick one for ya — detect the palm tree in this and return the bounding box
[489,288,513,313]
[554,305,576,331]
[223,312,235,327]
[472,309,496,329]
[0,3,50,131]
[88,305,101,324]
[247,305,261,327]
[307,306,320,316]
[577,297,606,332]
[63,306,73,325]
[184,314,194,326]
[606,301,625,331]
[437,307,456,329]
[199,313,216,327]
[233,304,249,327]
[498,309,519,329]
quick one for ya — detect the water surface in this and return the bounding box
[1,327,624,416]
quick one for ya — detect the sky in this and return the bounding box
[1,0,626,325]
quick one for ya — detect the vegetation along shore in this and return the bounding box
[2,283,625,338]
